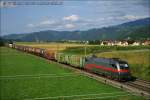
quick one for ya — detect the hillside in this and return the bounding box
[3,18,150,41]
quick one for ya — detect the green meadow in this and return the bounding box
[0,47,145,100]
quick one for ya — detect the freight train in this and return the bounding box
[10,44,131,81]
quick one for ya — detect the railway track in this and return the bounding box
[125,80,150,93]
[136,79,150,84]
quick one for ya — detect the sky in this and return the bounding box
[0,0,150,35]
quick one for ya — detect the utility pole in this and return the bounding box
[35,35,39,43]
[57,43,59,62]
[57,43,59,53]
[84,41,88,58]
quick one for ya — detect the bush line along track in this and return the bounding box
[10,47,150,99]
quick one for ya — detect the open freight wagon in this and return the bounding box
[55,53,85,68]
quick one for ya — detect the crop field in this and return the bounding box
[0,47,145,100]
[16,42,94,51]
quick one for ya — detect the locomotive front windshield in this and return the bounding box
[119,63,129,69]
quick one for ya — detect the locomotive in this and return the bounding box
[9,44,131,81]
[85,56,131,81]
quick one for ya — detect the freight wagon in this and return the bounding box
[43,49,56,60]
[55,53,85,68]
[34,48,45,56]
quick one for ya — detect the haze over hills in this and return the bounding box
[3,18,150,41]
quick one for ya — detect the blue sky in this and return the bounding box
[0,0,150,35]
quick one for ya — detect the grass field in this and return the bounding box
[0,47,146,100]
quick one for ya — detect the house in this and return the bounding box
[115,41,122,46]
[100,41,104,46]
[100,41,109,46]
[121,41,128,46]
[8,43,13,48]
[107,41,115,46]
[132,42,140,46]
[142,40,150,45]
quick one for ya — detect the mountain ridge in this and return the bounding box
[3,18,150,41]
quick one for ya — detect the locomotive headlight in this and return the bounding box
[124,64,128,67]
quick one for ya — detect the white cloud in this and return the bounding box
[27,24,35,28]
[63,15,79,21]
[27,20,58,28]
[122,15,140,20]
[118,15,148,20]
[65,24,75,29]
[93,15,149,21]
[27,14,149,30]
[39,20,55,25]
